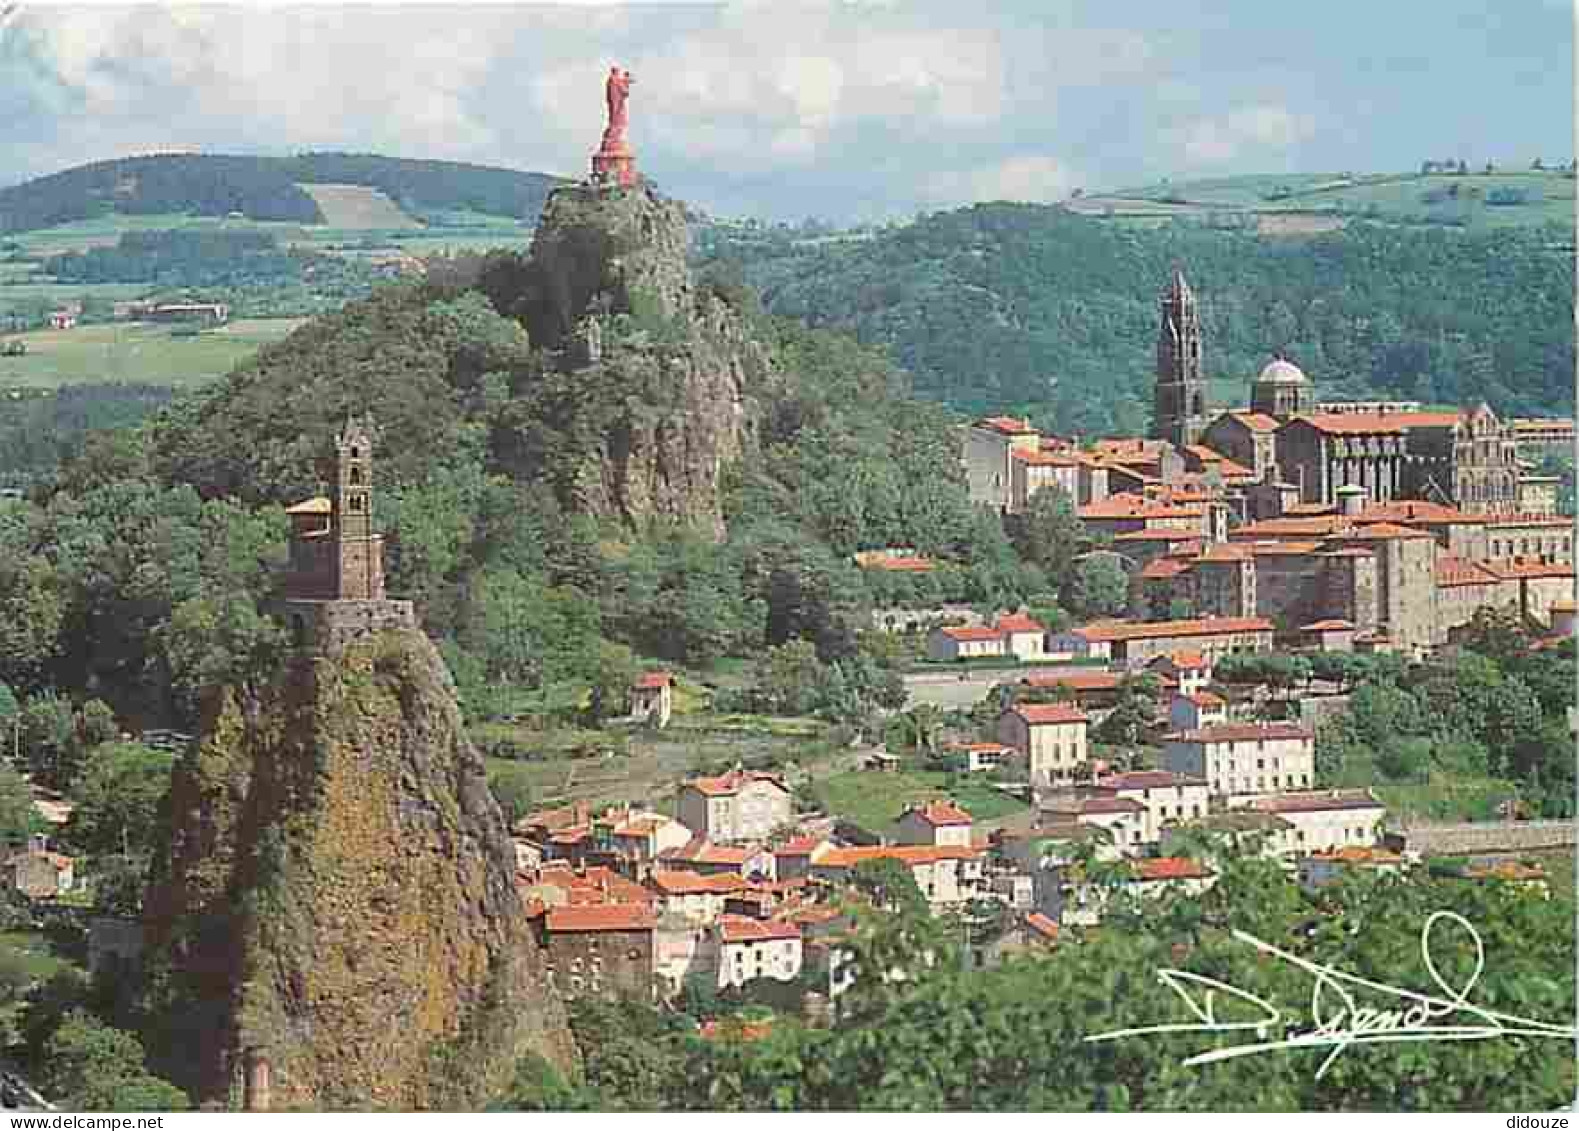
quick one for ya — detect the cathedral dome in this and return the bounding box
[1257,357,1308,385]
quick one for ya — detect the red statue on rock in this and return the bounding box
[592,65,637,188]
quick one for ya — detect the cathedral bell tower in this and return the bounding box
[1153,268,1208,448]
[332,417,382,601]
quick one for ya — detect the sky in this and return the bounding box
[1,1,1574,223]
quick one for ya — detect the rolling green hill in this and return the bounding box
[0,152,570,233]
[703,202,1574,436]
[1091,168,1576,233]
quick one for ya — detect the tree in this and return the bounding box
[848,857,927,917]
[1015,487,1082,591]
[0,759,39,851]
[64,742,174,860]
[41,1010,189,1112]
[1067,555,1128,620]
[752,640,824,716]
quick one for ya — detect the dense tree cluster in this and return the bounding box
[44,229,299,287]
[1315,615,1575,815]
[704,207,1574,435]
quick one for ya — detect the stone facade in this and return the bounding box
[540,904,657,1003]
[1152,270,1209,448]
[279,417,415,652]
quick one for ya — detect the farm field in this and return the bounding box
[1101,170,1575,232]
[298,183,421,229]
[0,318,305,389]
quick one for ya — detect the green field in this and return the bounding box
[1374,775,1521,822]
[298,183,422,230]
[0,318,305,389]
[1101,170,1575,232]
[813,767,1028,834]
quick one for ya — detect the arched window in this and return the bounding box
[350,446,360,459]
[349,466,363,486]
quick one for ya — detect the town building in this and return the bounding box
[716,916,803,990]
[629,671,674,728]
[894,800,974,848]
[537,903,658,1003]
[996,703,1089,786]
[1163,723,1316,799]
[811,845,986,912]
[1048,616,1274,665]
[1240,790,1387,852]
[676,769,793,844]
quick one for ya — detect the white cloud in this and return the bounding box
[1169,103,1316,167]
[923,154,1077,207]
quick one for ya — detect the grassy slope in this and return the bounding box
[814,767,1028,834]
[1105,170,1575,231]
[0,319,305,388]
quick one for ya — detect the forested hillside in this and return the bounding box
[0,252,1042,733]
[702,206,1575,435]
[0,152,567,232]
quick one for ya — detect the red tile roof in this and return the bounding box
[1294,411,1462,435]
[1172,723,1313,743]
[683,769,790,798]
[1020,670,1125,691]
[1344,522,1436,541]
[1232,516,1348,539]
[661,837,760,866]
[1075,616,1273,642]
[1435,555,1500,588]
[1096,770,1206,791]
[1009,703,1089,726]
[1024,912,1060,941]
[773,835,826,857]
[995,612,1046,634]
[1300,619,1356,632]
[1046,796,1145,816]
[1182,691,1226,707]
[906,799,973,827]
[1480,557,1576,581]
[815,845,982,868]
[1356,500,1483,525]
[976,415,1037,435]
[719,915,803,943]
[1012,449,1081,467]
[698,1019,775,1042]
[545,904,658,932]
[649,870,748,896]
[1153,650,1209,670]
[1226,411,1280,433]
[940,625,1005,642]
[633,671,673,690]
[1114,528,1201,543]
[1140,557,1192,580]
[1132,857,1213,882]
[1249,789,1384,815]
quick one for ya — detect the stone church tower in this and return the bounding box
[1153,268,1208,448]
[280,416,414,651]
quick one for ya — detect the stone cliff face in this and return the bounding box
[143,628,573,1110]
[517,183,770,540]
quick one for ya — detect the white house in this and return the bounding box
[895,799,974,848]
[953,742,1015,773]
[995,612,1047,660]
[1090,770,1211,844]
[716,915,803,989]
[997,703,1089,786]
[1036,795,1148,851]
[812,845,987,913]
[927,624,1006,661]
[676,769,793,844]
[1163,723,1315,799]
[1244,790,1388,853]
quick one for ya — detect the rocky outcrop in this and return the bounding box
[516,183,769,540]
[143,628,573,1110]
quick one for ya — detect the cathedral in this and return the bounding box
[1152,269,1524,515]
